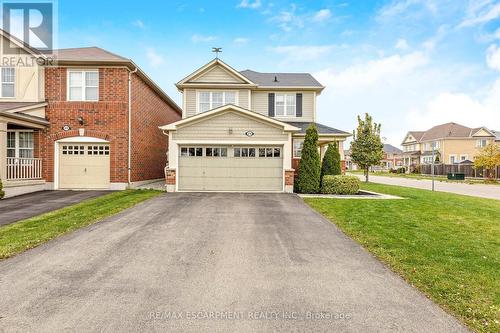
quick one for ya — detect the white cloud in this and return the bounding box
[237,0,262,9]
[486,44,500,70]
[315,51,428,90]
[271,45,335,62]
[313,9,332,22]
[233,37,249,44]
[132,19,145,29]
[395,38,409,50]
[422,25,448,50]
[270,4,303,32]
[146,48,164,68]
[460,1,500,27]
[377,0,438,20]
[191,34,217,43]
[407,80,500,131]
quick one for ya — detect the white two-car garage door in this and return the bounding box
[59,143,110,189]
[178,146,283,192]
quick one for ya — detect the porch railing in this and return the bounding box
[6,157,43,181]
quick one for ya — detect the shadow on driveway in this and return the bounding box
[0,191,112,227]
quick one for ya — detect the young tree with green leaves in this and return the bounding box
[295,124,321,193]
[321,142,341,183]
[350,113,384,182]
[0,178,4,199]
[474,142,500,180]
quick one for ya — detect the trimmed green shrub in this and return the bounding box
[295,124,321,193]
[321,175,360,195]
[0,178,4,199]
[321,142,341,183]
[397,167,406,174]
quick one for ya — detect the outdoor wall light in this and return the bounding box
[228,128,233,134]
[77,116,84,125]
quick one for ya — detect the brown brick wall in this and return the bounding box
[130,73,181,182]
[40,67,130,183]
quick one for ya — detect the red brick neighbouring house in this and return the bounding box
[0,33,181,197]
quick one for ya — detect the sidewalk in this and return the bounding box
[353,174,500,200]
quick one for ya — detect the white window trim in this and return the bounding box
[196,90,239,114]
[476,139,488,148]
[460,154,468,161]
[1,67,16,98]
[7,130,34,158]
[275,93,296,117]
[449,154,458,164]
[67,69,99,101]
[293,139,304,158]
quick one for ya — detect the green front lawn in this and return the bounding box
[0,190,161,259]
[348,170,499,185]
[305,183,500,333]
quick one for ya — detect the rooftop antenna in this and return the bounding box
[212,47,222,59]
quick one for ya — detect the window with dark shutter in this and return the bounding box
[268,93,275,117]
[296,93,303,117]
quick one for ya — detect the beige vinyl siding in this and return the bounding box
[441,138,495,163]
[184,89,250,118]
[251,91,315,122]
[191,65,244,83]
[184,89,197,117]
[238,89,250,109]
[172,111,288,141]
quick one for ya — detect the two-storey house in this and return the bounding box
[0,30,181,197]
[401,122,496,169]
[160,58,350,192]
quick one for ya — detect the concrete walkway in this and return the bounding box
[353,174,500,200]
[0,193,468,332]
[0,190,111,226]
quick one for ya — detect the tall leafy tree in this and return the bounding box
[295,124,321,193]
[474,142,500,180]
[321,142,341,182]
[350,113,384,182]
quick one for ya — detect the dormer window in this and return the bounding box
[198,91,237,113]
[275,93,296,116]
[1,67,15,98]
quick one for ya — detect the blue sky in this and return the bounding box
[55,0,500,145]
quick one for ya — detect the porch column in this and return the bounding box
[0,121,7,182]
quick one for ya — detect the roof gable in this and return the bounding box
[160,104,300,132]
[177,59,255,87]
[470,127,494,137]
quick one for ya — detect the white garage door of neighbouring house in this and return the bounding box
[58,143,110,189]
[178,146,283,192]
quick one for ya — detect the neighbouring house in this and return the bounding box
[345,144,403,171]
[159,58,351,192]
[0,30,181,198]
[401,122,496,169]
[492,130,500,142]
[379,144,403,170]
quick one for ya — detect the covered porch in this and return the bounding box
[0,107,49,197]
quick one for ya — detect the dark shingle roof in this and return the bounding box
[384,144,403,154]
[239,70,323,88]
[53,47,129,62]
[492,130,500,141]
[0,102,46,112]
[285,122,351,135]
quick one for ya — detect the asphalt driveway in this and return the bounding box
[0,190,112,226]
[0,193,468,332]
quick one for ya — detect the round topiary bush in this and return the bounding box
[321,175,360,195]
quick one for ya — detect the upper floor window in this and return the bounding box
[1,67,15,98]
[275,93,296,117]
[476,139,488,148]
[198,91,237,113]
[68,70,99,101]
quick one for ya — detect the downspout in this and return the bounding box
[128,67,138,187]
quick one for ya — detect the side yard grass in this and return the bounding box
[304,183,500,333]
[348,170,499,185]
[0,189,161,259]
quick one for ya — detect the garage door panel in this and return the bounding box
[178,145,283,192]
[59,143,110,190]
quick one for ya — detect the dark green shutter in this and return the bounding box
[268,93,275,117]
[296,93,303,117]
